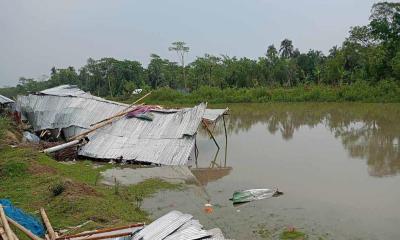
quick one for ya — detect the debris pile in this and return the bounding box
[16,85,228,166]
[0,201,226,240]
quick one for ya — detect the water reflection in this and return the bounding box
[207,103,400,177]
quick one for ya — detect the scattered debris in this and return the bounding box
[203,202,213,214]
[0,199,45,237]
[132,210,225,240]
[22,132,40,143]
[230,188,283,204]
[0,204,225,240]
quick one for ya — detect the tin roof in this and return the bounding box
[17,85,210,165]
[203,108,229,122]
[0,94,14,104]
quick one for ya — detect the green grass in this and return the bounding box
[0,116,11,140]
[0,145,180,233]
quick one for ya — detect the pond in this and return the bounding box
[143,103,400,240]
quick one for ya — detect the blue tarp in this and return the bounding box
[0,199,45,237]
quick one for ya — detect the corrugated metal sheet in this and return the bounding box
[68,226,143,240]
[17,85,206,165]
[0,94,14,104]
[163,219,210,240]
[17,94,127,132]
[203,108,229,122]
[131,211,223,240]
[38,85,125,105]
[132,211,193,240]
[204,228,226,240]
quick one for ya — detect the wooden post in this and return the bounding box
[40,208,56,240]
[6,217,43,240]
[222,114,228,167]
[0,205,14,240]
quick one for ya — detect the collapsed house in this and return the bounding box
[17,85,228,166]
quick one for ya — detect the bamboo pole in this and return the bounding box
[5,217,43,240]
[66,91,152,141]
[0,205,13,240]
[40,209,56,240]
[73,232,132,240]
[201,120,220,150]
[56,223,144,240]
[11,231,19,240]
[89,91,152,127]
[0,227,9,240]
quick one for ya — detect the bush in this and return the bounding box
[49,181,66,196]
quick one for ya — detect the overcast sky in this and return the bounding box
[0,0,387,86]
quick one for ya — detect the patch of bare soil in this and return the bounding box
[63,180,102,197]
[4,130,21,145]
[28,161,58,175]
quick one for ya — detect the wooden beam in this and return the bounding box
[40,208,56,240]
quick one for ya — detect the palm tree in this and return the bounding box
[279,39,294,59]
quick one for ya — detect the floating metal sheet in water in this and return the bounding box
[0,94,14,104]
[17,85,207,165]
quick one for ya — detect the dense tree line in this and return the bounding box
[1,2,399,98]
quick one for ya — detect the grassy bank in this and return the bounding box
[112,80,400,105]
[0,117,179,233]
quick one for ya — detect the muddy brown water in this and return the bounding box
[143,103,400,240]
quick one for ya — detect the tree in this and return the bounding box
[148,54,165,89]
[169,41,190,89]
[279,39,294,59]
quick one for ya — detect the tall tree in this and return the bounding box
[169,41,190,89]
[279,39,294,59]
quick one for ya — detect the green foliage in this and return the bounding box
[1,3,399,103]
[144,82,400,104]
